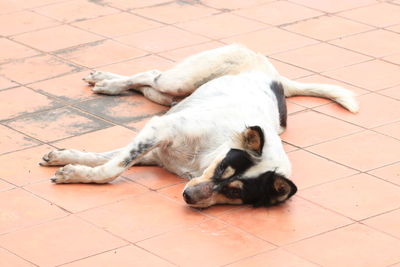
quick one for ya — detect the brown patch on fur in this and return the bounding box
[228,180,243,189]
[241,128,263,154]
[213,193,243,205]
[274,177,291,201]
[221,166,235,179]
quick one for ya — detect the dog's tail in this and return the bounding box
[278,76,359,113]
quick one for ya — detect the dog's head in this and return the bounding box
[183,126,297,208]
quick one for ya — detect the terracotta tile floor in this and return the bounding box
[0,0,399,266]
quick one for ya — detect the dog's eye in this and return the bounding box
[221,186,242,199]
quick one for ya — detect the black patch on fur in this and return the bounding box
[247,126,265,156]
[240,172,297,207]
[214,149,254,179]
[270,81,287,128]
[122,142,154,167]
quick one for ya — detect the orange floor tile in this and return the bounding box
[0,1,399,266]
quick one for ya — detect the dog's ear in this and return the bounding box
[272,176,297,203]
[240,126,265,156]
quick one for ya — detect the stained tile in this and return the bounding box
[220,197,351,245]
[72,12,161,38]
[158,41,226,62]
[339,3,400,27]
[289,0,377,13]
[137,219,275,266]
[0,125,38,155]
[368,162,400,186]
[62,245,174,267]
[0,145,57,186]
[363,209,400,239]
[331,29,400,58]
[281,110,362,147]
[26,178,147,213]
[0,247,34,267]
[324,60,400,91]
[315,93,400,128]
[116,26,209,53]
[133,2,217,24]
[75,93,167,124]
[0,55,77,84]
[307,131,400,171]
[13,25,103,52]
[34,0,119,23]
[0,216,127,267]
[288,149,357,189]
[299,173,400,220]
[0,188,66,234]
[56,40,147,68]
[227,249,318,267]
[78,192,208,242]
[234,1,322,26]
[0,38,39,64]
[177,13,267,39]
[0,87,61,120]
[4,107,111,143]
[0,76,18,90]
[286,223,400,267]
[0,10,59,36]
[29,71,98,103]
[123,166,186,190]
[284,15,372,41]
[222,28,317,55]
[273,43,370,72]
[105,0,170,10]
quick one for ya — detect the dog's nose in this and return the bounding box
[183,190,194,204]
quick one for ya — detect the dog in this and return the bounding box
[39,44,358,208]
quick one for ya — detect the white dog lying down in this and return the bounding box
[40,44,358,208]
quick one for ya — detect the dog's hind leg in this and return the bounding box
[50,117,166,184]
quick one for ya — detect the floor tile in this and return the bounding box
[307,130,400,171]
[202,0,275,10]
[177,13,267,39]
[234,1,322,26]
[26,178,147,213]
[133,2,217,24]
[0,0,65,11]
[56,39,147,68]
[363,209,400,239]
[34,0,119,23]
[265,59,312,79]
[0,10,59,36]
[0,216,127,267]
[384,53,400,65]
[375,121,400,140]
[286,223,400,267]
[0,87,61,120]
[52,125,135,152]
[105,0,170,10]
[315,93,400,128]
[78,192,208,242]
[339,2,400,27]
[123,166,186,190]
[286,101,307,114]
[219,197,352,245]
[0,145,58,186]
[0,55,77,84]
[116,26,209,53]
[324,60,400,91]
[378,85,400,101]
[137,219,275,267]
[0,38,39,64]
[331,29,400,58]
[72,12,161,38]
[62,245,174,267]
[13,25,103,52]
[299,173,400,220]
[4,107,111,143]
[0,188,66,234]
[75,93,167,124]
[289,0,377,13]
[29,71,98,103]
[159,41,225,62]
[284,15,372,41]
[368,162,400,186]
[222,28,317,55]
[281,110,362,147]
[273,43,370,72]
[0,179,14,192]
[0,247,35,267]
[0,125,39,155]
[0,76,18,90]
[125,117,151,131]
[288,149,357,190]
[227,248,318,267]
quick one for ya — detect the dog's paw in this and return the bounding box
[51,164,86,184]
[83,71,119,86]
[92,80,126,95]
[40,149,68,166]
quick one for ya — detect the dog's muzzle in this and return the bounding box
[182,181,214,205]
